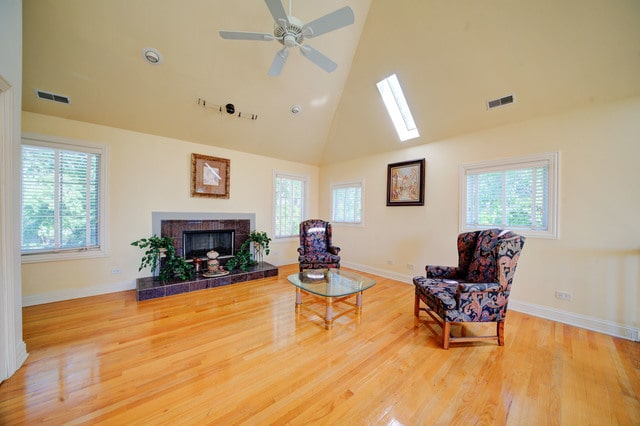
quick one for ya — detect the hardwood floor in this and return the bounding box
[1,264,639,424]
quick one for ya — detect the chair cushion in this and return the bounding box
[413,277,457,310]
[298,253,340,264]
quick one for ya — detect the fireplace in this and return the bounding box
[183,230,234,259]
[137,212,278,301]
[154,213,254,263]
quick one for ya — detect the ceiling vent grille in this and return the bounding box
[487,94,514,110]
[35,89,70,104]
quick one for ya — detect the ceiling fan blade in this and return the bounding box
[301,6,355,38]
[268,49,289,76]
[264,0,289,27]
[219,31,275,41]
[299,45,337,73]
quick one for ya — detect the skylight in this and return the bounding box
[376,74,419,142]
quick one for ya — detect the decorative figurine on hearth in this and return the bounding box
[206,250,220,273]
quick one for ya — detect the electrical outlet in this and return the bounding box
[627,330,639,341]
[406,263,414,270]
[111,268,121,274]
[555,291,572,301]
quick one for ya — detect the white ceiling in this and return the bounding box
[22,0,640,165]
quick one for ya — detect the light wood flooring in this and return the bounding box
[1,264,639,424]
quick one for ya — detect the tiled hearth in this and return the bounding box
[136,262,278,301]
[137,212,277,301]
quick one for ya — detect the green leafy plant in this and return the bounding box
[131,235,195,282]
[225,230,271,271]
[247,230,271,263]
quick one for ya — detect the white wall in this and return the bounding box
[0,0,28,381]
[21,112,319,303]
[320,98,640,340]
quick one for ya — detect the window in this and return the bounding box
[21,133,108,261]
[331,181,363,225]
[460,152,558,239]
[273,172,307,239]
[376,73,420,142]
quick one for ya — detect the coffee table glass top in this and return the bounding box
[287,269,376,297]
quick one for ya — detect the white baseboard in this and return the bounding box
[509,299,639,342]
[341,261,415,284]
[22,279,136,307]
[15,340,28,368]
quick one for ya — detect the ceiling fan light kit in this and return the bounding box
[219,0,355,76]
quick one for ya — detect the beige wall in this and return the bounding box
[20,98,640,336]
[21,112,319,299]
[320,97,640,333]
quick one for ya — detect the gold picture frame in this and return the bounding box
[191,153,230,198]
[387,158,425,206]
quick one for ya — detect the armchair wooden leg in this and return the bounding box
[497,321,505,346]
[414,294,420,317]
[442,322,451,350]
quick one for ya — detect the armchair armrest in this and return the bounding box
[328,246,341,255]
[456,282,502,293]
[297,247,304,255]
[426,265,463,279]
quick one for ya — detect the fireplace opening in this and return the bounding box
[183,230,235,259]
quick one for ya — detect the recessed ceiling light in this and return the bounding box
[142,48,162,65]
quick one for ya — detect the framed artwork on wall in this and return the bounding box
[386,158,425,206]
[191,153,230,198]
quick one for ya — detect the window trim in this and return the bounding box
[21,132,109,263]
[331,179,365,227]
[272,170,308,241]
[459,152,559,239]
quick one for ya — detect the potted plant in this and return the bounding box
[131,235,195,282]
[248,230,271,264]
[225,230,271,271]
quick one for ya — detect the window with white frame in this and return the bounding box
[331,181,363,225]
[460,152,558,238]
[21,134,108,261]
[273,172,307,239]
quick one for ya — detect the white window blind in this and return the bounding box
[460,153,558,238]
[21,134,107,260]
[274,172,307,239]
[331,181,363,224]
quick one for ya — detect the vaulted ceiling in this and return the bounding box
[22,0,640,165]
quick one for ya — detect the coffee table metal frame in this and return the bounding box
[287,268,376,329]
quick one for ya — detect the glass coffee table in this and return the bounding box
[287,269,376,329]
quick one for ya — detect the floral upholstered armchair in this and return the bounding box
[297,219,341,271]
[413,229,525,349]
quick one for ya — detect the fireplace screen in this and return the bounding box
[183,230,234,259]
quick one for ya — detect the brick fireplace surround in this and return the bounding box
[136,212,278,301]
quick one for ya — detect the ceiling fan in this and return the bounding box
[219,0,355,76]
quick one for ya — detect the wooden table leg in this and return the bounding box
[325,297,333,330]
[295,287,302,313]
[355,291,363,315]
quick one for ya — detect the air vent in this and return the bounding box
[487,94,514,110]
[35,89,70,104]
